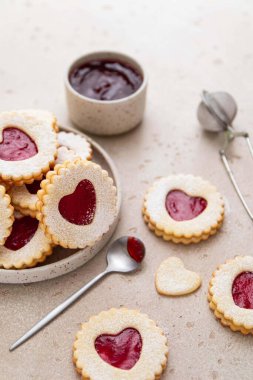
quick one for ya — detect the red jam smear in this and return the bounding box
[232,272,253,309]
[0,127,38,161]
[94,328,142,370]
[4,216,38,251]
[69,59,143,101]
[165,189,207,221]
[58,179,96,225]
[26,180,42,194]
[127,237,145,263]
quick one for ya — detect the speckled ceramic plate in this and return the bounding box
[0,126,121,284]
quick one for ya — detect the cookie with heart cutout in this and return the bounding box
[0,109,58,185]
[73,308,168,380]
[0,184,14,245]
[208,256,253,335]
[37,159,117,249]
[143,174,224,244]
[55,131,92,165]
[8,178,43,218]
[0,211,53,269]
[155,257,201,296]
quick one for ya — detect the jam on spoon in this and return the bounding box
[69,59,143,101]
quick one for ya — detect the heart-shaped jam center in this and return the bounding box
[94,328,142,370]
[232,272,253,309]
[0,127,38,161]
[4,216,39,251]
[165,189,207,221]
[127,237,145,263]
[26,179,42,194]
[58,179,96,225]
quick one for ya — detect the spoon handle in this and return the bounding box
[9,270,109,352]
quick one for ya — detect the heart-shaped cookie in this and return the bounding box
[165,190,207,221]
[155,257,201,296]
[95,328,142,370]
[58,179,96,225]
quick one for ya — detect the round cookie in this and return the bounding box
[0,109,58,185]
[209,256,253,335]
[0,212,53,269]
[143,174,224,244]
[0,184,14,245]
[37,159,117,249]
[73,308,168,380]
[9,179,42,217]
[55,131,92,165]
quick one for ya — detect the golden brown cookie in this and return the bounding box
[37,159,117,249]
[0,184,14,245]
[73,308,168,380]
[143,174,224,244]
[208,256,253,334]
[0,110,58,185]
[0,212,53,269]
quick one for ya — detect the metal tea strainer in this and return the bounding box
[197,90,253,222]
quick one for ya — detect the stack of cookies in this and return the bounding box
[0,109,117,269]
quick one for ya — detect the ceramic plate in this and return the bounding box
[0,126,121,284]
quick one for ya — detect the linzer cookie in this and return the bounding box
[155,257,201,296]
[143,174,224,244]
[55,131,92,165]
[0,212,52,269]
[37,159,117,249]
[208,256,253,335]
[0,110,58,185]
[0,185,14,245]
[73,308,168,380]
[8,178,42,218]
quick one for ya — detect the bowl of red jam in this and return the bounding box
[65,51,147,135]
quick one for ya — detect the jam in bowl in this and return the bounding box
[65,51,147,136]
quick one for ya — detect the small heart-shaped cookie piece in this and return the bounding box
[155,257,201,296]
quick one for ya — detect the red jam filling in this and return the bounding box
[165,189,207,221]
[127,237,145,263]
[58,179,96,225]
[26,180,42,194]
[94,328,142,370]
[232,272,253,309]
[4,216,38,251]
[69,59,143,101]
[0,127,38,161]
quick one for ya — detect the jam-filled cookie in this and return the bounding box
[55,131,92,165]
[0,212,52,269]
[143,174,224,244]
[208,256,253,335]
[9,179,43,218]
[73,308,168,380]
[37,159,117,249]
[0,185,14,245]
[0,110,58,185]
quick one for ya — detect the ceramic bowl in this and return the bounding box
[65,51,147,136]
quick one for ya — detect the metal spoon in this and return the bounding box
[197,90,253,221]
[9,236,145,352]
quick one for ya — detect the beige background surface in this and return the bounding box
[0,0,253,379]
